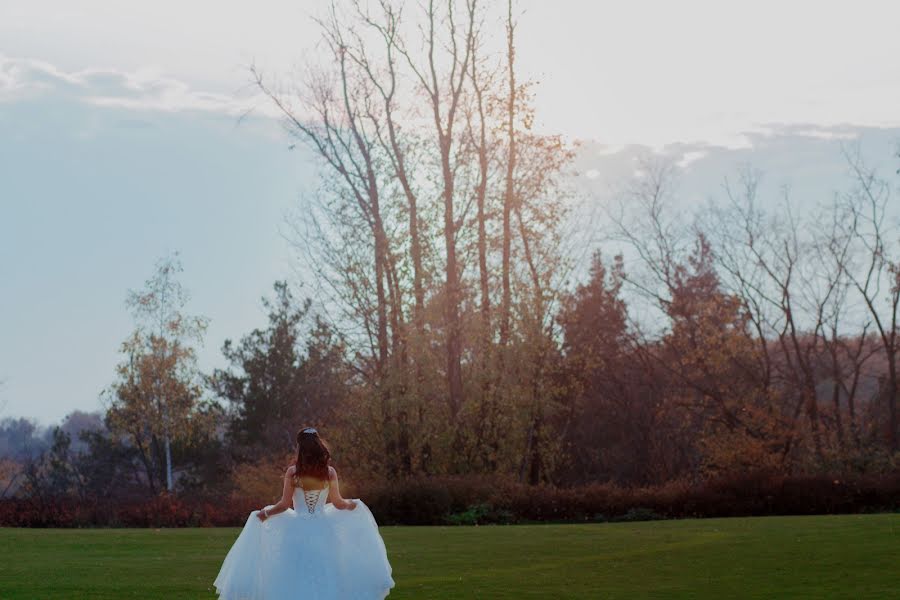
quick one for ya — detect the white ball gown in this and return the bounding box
[213,481,395,599]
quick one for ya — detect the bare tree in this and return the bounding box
[255,0,575,478]
[834,147,900,451]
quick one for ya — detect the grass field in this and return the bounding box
[1,514,898,599]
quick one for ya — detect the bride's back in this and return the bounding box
[293,472,330,515]
[291,427,332,514]
[294,474,328,491]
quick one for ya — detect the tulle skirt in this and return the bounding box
[213,500,394,599]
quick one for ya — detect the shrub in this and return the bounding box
[611,507,664,522]
[444,504,515,526]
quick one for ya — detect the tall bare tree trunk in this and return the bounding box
[499,0,517,348]
[467,30,497,468]
[441,142,464,419]
[164,433,173,492]
[471,55,491,345]
[415,0,473,421]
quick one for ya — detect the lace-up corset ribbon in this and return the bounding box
[293,483,329,517]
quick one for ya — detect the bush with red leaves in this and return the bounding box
[1,471,897,527]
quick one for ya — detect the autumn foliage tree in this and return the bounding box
[606,153,900,480]
[254,0,575,482]
[105,255,213,495]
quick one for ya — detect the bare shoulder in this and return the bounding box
[328,465,338,480]
[285,465,297,478]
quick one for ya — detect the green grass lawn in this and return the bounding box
[0,514,898,599]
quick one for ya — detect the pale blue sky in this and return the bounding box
[0,87,315,422]
[1,1,899,423]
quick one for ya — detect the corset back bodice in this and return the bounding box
[293,483,330,516]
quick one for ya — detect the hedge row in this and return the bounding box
[2,471,899,527]
[362,471,900,525]
[0,496,259,528]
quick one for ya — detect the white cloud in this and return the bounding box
[751,124,862,142]
[6,1,900,149]
[0,54,265,116]
[676,151,708,169]
[519,0,900,149]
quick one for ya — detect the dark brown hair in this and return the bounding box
[294,427,330,483]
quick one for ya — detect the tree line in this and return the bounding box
[1,0,898,508]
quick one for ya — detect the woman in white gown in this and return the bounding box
[213,427,395,599]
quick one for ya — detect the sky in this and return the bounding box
[1,0,899,423]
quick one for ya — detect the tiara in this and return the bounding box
[301,427,318,434]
